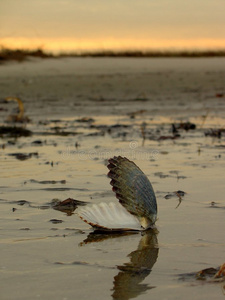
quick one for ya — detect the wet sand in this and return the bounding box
[0,57,225,299]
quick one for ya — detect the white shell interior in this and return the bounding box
[77,202,143,231]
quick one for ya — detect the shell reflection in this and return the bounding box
[80,229,158,300]
[112,231,158,299]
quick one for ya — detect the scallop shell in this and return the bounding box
[78,156,157,231]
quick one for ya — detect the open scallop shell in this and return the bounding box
[78,156,157,231]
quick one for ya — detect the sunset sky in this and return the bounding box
[1,0,225,53]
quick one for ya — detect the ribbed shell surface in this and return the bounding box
[108,156,157,227]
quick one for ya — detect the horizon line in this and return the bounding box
[1,47,225,62]
[1,37,225,54]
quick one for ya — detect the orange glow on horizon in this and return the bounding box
[1,37,225,53]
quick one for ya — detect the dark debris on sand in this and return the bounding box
[0,126,32,137]
[205,128,225,138]
[29,179,66,184]
[8,152,38,161]
[179,263,225,283]
[51,198,87,215]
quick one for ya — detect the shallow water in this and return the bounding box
[0,58,225,299]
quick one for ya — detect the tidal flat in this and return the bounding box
[0,57,225,299]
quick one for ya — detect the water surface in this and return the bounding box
[0,58,225,299]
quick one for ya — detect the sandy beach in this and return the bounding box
[1,57,225,119]
[0,57,225,300]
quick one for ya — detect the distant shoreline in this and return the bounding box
[1,47,225,63]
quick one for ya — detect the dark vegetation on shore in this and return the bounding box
[1,47,225,63]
